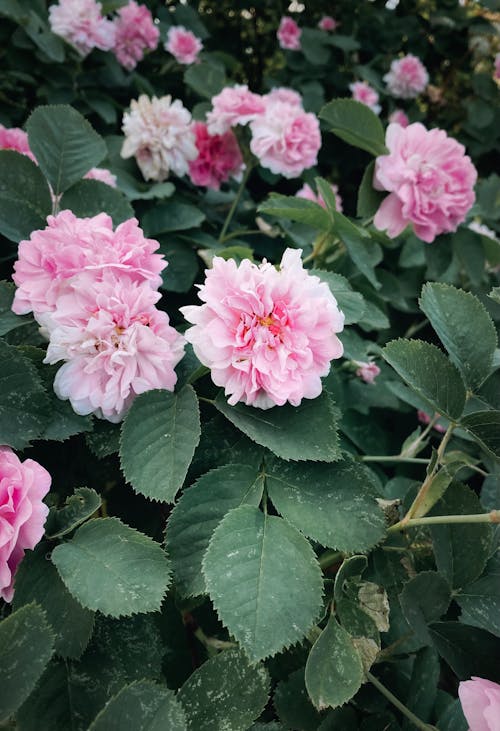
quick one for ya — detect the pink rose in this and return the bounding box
[48,0,115,56]
[264,87,303,108]
[354,361,381,384]
[494,53,500,81]
[384,54,429,99]
[417,410,446,433]
[459,677,500,731]
[0,447,51,602]
[0,124,36,162]
[250,101,321,178]
[164,25,203,65]
[180,248,344,409]
[373,122,477,243]
[318,16,338,32]
[188,121,244,190]
[84,167,117,187]
[349,81,381,115]
[206,85,265,136]
[277,16,302,51]
[112,1,159,71]
[295,182,343,213]
[388,109,409,128]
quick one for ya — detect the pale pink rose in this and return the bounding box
[277,16,302,51]
[250,101,321,178]
[459,677,500,731]
[354,361,381,384]
[295,182,343,213]
[417,410,446,433]
[494,53,500,81]
[84,167,117,187]
[12,211,165,318]
[206,85,266,136]
[389,109,409,128]
[0,124,36,162]
[48,0,115,56]
[349,81,381,115]
[188,121,244,190]
[0,447,51,602]
[121,94,197,181]
[384,54,429,99]
[44,272,185,422]
[165,25,203,65]
[373,122,477,243]
[112,1,159,71]
[264,87,303,108]
[180,248,344,409]
[318,16,338,32]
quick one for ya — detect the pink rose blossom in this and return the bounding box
[318,16,338,32]
[384,54,429,99]
[354,361,381,384]
[12,211,166,318]
[48,0,116,56]
[494,53,500,81]
[180,248,344,409]
[459,677,500,731]
[0,125,36,162]
[388,109,409,128]
[264,87,303,108]
[349,82,381,115]
[112,1,159,71]
[188,121,244,190]
[296,182,343,213]
[373,122,477,243]
[44,272,185,422]
[165,25,203,65]
[417,410,446,434]
[206,85,265,136]
[249,101,321,178]
[121,94,197,181]
[84,167,117,187]
[277,16,302,51]
[0,447,51,602]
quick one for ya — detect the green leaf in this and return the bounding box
[357,161,385,218]
[88,680,187,731]
[0,603,55,722]
[419,283,497,391]
[399,571,452,645]
[274,669,322,731]
[0,281,30,336]
[300,28,331,65]
[85,420,121,459]
[16,661,74,731]
[489,286,500,305]
[59,179,134,225]
[265,458,386,552]
[120,386,201,502]
[214,391,341,462]
[51,517,171,617]
[403,646,440,729]
[203,505,323,661]
[142,201,206,236]
[461,410,500,460]
[24,11,65,62]
[258,194,332,230]
[457,553,500,638]
[429,622,500,682]
[437,699,468,731]
[382,339,466,421]
[165,464,264,597]
[0,150,52,242]
[409,461,463,520]
[178,647,270,731]
[158,238,198,293]
[184,62,226,99]
[332,210,382,289]
[319,99,387,157]
[45,487,101,539]
[315,271,366,325]
[305,615,364,710]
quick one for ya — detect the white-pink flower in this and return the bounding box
[384,54,429,99]
[84,167,117,187]
[44,272,185,422]
[112,1,159,71]
[165,25,203,65]
[349,82,381,115]
[48,0,116,56]
[277,16,302,51]
[0,447,51,602]
[250,101,321,178]
[180,249,344,409]
[206,85,265,136]
[459,677,500,731]
[388,109,409,128]
[296,182,343,213]
[318,16,338,32]
[12,210,166,318]
[264,87,303,108]
[373,122,477,243]
[354,361,381,384]
[0,125,36,162]
[188,121,244,190]
[121,94,197,181]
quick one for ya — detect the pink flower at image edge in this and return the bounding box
[459,677,500,731]
[113,0,160,71]
[0,124,36,162]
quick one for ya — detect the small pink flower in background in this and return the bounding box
[0,447,51,602]
[296,182,343,213]
[277,16,302,51]
[188,121,244,190]
[349,81,381,115]
[165,25,203,65]
[373,122,477,243]
[458,677,500,731]
[354,361,381,384]
[84,167,117,187]
[384,54,429,99]
[181,248,344,409]
[0,124,36,162]
[112,0,159,70]
[48,0,116,56]
[121,94,197,181]
[264,87,303,108]
[318,16,338,32]
[388,109,409,128]
[417,410,446,433]
[494,53,500,81]
[206,85,265,135]
[249,101,321,178]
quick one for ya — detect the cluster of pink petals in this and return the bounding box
[165,25,203,65]
[121,94,197,181]
[318,16,338,32]
[188,122,244,190]
[49,0,116,57]
[112,1,159,70]
[264,87,303,108]
[373,122,477,243]
[417,410,446,433]
[0,447,51,602]
[494,53,500,81]
[0,124,36,162]
[384,54,429,99]
[181,249,344,409]
[388,109,410,128]
[296,182,343,213]
[277,16,302,51]
[459,677,500,731]
[206,85,266,136]
[84,167,117,187]
[354,361,381,384]
[349,82,381,115]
